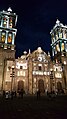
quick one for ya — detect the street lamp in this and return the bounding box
[50,68,54,92]
[10,65,15,92]
[62,61,67,93]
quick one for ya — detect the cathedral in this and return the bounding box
[0,8,67,94]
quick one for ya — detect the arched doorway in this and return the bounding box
[57,81,62,92]
[38,79,44,93]
[18,80,24,91]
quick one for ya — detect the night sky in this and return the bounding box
[0,0,67,58]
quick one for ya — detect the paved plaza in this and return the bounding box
[0,95,67,119]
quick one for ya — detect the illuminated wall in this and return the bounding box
[0,8,18,91]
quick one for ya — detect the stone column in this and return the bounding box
[5,31,8,44]
[0,29,2,42]
[63,30,65,38]
[12,32,15,45]
[52,47,54,56]
[1,17,3,27]
[28,58,33,94]
[6,17,9,28]
[64,41,67,52]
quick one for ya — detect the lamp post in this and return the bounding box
[50,68,53,92]
[62,61,67,93]
[10,65,15,92]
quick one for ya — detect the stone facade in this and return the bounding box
[15,47,52,94]
[50,19,67,93]
[0,8,67,94]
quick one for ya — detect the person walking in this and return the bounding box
[37,89,40,100]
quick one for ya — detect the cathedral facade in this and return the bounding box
[15,47,52,94]
[0,8,67,94]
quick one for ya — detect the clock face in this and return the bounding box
[38,56,42,61]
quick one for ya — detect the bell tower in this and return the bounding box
[50,19,67,62]
[0,7,17,52]
[50,20,67,93]
[0,7,18,91]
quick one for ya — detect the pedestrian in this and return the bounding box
[37,89,40,100]
[20,89,24,98]
[11,91,14,99]
[14,91,17,98]
[3,90,5,98]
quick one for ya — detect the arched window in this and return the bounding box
[9,17,13,28]
[38,66,42,70]
[1,31,6,43]
[56,44,60,52]
[3,17,7,27]
[59,29,63,38]
[8,32,12,44]
[61,42,64,51]
[10,17,15,28]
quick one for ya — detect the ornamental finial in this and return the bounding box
[56,19,60,24]
[7,7,12,12]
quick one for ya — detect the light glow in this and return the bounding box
[64,61,66,65]
[16,62,27,69]
[55,72,62,78]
